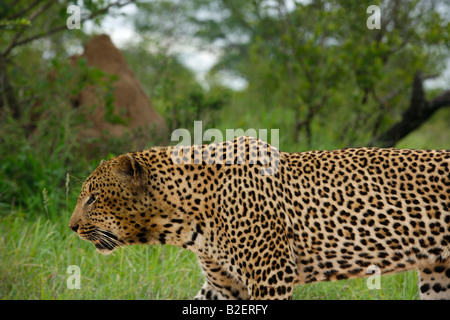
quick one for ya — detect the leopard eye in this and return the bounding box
[86,194,96,205]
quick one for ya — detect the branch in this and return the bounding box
[221,0,256,35]
[369,71,450,147]
[5,0,41,20]
[3,0,134,56]
[2,0,55,56]
[429,88,450,110]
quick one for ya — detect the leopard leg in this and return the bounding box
[247,250,297,300]
[194,281,219,300]
[418,264,450,300]
[248,282,294,300]
[195,281,235,300]
[195,258,248,300]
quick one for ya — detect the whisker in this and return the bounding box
[96,228,125,244]
[95,227,139,257]
[87,234,101,250]
[96,228,120,244]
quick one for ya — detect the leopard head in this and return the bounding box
[69,154,154,254]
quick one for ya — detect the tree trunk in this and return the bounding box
[0,56,20,119]
[369,71,450,148]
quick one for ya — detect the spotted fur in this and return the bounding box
[69,136,450,299]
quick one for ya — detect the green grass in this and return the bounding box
[293,271,418,300]
[0,213,202,300]
[0,211,419,300]
[397,107,450,150]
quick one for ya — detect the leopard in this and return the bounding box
[69,136,450,300]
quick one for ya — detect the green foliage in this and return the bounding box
[0,17,30,28]
[185,0,450,148]
[0,53,124,218]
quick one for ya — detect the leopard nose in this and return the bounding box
[69,223,79,233]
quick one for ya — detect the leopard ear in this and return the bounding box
[112,154,143,183]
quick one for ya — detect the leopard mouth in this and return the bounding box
[93,238,116,251]
[80,229,120,254]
